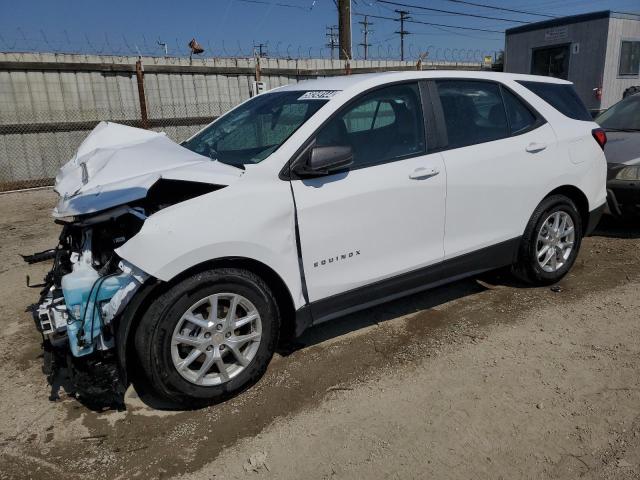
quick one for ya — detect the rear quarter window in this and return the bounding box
[517,81,592,121]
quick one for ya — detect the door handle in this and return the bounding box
[409,167,440,180]
[526,142,547,153]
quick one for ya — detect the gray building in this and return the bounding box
[505,10,640,112]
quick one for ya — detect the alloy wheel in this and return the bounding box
[170,293,262,386]
[536,211,575,273]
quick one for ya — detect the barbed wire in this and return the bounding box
[0,28,501,63]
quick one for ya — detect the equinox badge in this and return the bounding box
[314,250,361,268]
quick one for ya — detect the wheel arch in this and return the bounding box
[543,185,590,234]
[116,256,298,387]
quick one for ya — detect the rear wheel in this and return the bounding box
[134,268,279,407]
[513,195,583,285]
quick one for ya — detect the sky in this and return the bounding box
[0,0,638,61]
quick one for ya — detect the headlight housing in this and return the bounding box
[615,165,640,181]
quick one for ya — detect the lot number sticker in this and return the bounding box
[298,91,340,100]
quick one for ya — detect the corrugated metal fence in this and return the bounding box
[0,52,484,191]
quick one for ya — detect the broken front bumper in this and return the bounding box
[30,251,151,408]
[34,259,149,357]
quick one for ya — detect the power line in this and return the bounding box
[377,0,530,23]
[358,15,373,60]
[354,11,505,34]
[436,0,557,19]
[235,0,313,10]
[326,25,339,59]
[253,42,269,57]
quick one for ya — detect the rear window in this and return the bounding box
[517,81,591,121]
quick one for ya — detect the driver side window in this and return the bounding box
[315,82,426,169]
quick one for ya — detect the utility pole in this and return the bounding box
[253,43,268,58]
[358,15,373,60]
[395,9,410,61]
[326,25,339,60]
[135,59,149,129]
[338,0,352,60]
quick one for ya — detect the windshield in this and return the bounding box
[596,94,640,130]
[182,91,330,167]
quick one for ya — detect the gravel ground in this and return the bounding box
[0,188,639,480]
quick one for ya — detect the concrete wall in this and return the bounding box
[602,16,640,108]
[0,52,485,189]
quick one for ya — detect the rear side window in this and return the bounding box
[436,80,509,149]
[517,81,591,121]
[502,88,537,134]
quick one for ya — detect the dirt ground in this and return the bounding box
[0,188,639,480]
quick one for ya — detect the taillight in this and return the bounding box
[592,128,607,150]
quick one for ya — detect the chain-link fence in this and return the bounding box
[0,52,493,192]
[0,101,238,192]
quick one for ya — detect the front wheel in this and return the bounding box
[513,195,583,285]
[134,268,280,408]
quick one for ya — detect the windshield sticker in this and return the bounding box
[298,90,340,100]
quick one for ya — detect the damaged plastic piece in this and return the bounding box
[62,240,149,357]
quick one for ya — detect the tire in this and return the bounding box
[513,195,583,286]
[134,268,280,408]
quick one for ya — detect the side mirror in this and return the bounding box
[294,145,354,177]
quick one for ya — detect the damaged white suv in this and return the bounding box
[30,71,607,407]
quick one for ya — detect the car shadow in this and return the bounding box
[593,215,640,239]
[284,275,490,353]
[133,274,495,411]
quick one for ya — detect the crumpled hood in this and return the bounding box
[53,121,243,217]
[604,131,640,166]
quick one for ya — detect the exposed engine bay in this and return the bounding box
[26,122,241,407]
[29,179,223,406]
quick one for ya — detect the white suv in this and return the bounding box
[32,71,607,407]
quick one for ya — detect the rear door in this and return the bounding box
[291,82,446,315]
[432,79,559,260]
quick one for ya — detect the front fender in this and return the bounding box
[116,175,306,310]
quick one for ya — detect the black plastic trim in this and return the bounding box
[419,79,443,152]
[585,204,606,236]
[114,279,163,387]
[288,180,311,304]
[293,304,314,337]
[299,236,521,328]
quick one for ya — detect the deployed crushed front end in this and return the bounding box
[29,208,150,404]
[33,213,149,356]
[26,121,241,406]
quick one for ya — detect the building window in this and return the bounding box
[531,45,570,80]
[619,40,640,76]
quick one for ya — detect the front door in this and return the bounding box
[290,82,446,316]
